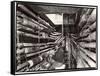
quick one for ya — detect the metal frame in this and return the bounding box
[11,1,98,75]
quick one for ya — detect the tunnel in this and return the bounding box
[16,3,97,72]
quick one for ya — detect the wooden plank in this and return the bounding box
[17,11,48,29]
[18,4,55,31]
[79,51,96,67]
[86,9,96,25]
[26,47,54,57]
[79,42,96,48]
[17,62,29,72]
[17,16,43,31]
[80,22,96,36]
[78,31,96,41]
[17,56,43,71]
[77,55,90,68]
[78,9,94,28]
[79,47,96,62]
[80,9,96,32]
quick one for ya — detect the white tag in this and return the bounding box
[28,60,34,67]
[39,56,43,61]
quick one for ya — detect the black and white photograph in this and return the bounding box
[11,1,97,75]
